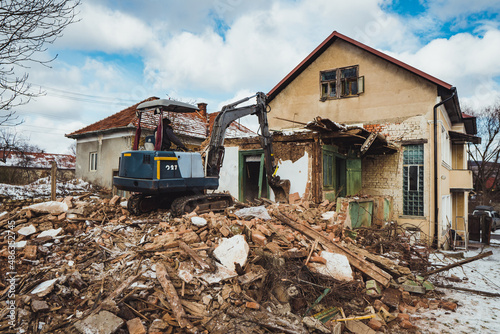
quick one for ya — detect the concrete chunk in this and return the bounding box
[31,278,58,297]
[213,235,249,272]
[18,225,37,236]
[26,201,68,215]
[31,300,49,312]
[74,310,124,334]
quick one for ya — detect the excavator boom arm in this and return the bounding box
[206,92,290,202]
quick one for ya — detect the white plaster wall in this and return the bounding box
[271,152,309,201]
[217,146,239,198]
[218,148,309,202]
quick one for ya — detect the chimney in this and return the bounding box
[197,102,209,136]
[197,103,207,121]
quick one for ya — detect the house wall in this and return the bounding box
[267,38,471,246]
[218,138,313,202]
[218,146,239,197]
[75,131,133,189]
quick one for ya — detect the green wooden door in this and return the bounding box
[346,158,361,196]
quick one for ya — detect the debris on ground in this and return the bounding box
[0,188,472,333]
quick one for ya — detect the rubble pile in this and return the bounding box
[0,194,459,333]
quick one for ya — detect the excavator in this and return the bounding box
[113,92,290,215]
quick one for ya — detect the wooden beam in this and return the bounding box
[273,210,392,287]
[360,132,377,154]
[178,241,215,272]
[425,251,493,276]
[156,262,194,330]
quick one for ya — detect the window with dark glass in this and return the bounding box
[89,152,98,171]
[320,66,364,100]
[403,145,424,216]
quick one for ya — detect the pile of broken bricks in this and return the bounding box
[0,193,465,334]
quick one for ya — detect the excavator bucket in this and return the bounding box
[270,178,291,203]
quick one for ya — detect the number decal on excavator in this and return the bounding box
[165,164,178,171]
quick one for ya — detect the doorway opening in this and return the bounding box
[239,150,269,202]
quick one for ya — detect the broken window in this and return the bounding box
[320,66,364,100]
[89,152,98,171]
[403,144,424,216]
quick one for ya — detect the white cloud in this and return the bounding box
[387,28,500,109]
[424,0,500,22]
[142,0,417,95]
[56,2,156,52]
[7,0,500,153]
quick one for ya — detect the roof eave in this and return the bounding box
[65,126,135,139]
[267,31,453,102]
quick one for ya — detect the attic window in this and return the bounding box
[320,66,364,100]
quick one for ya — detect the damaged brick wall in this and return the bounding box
[362,115,430,219]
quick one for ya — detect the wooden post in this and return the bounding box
[51,161,57,201]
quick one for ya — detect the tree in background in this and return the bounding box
[0,0,80,125]
[467,102,500,205]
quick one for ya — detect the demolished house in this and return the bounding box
[266,31,480,248]
[220,31,480,248]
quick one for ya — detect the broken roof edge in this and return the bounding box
[66,97,159,137]
[267,30,453,102]
[65,126,136,139]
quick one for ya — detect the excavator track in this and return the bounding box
[171,193,233,216]
[127,194,160,215]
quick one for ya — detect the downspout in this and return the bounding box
[432,87,457,248]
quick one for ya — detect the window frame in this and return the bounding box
[441,124,451,169]
[403,144,424,217]
[320,65,364,100]
[89,152,98,171]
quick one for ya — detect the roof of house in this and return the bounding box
[66,98,156,138]
[0,152,75,169]
[66,97,255,140]
[267,31,453,102]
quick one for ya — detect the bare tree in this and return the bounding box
[467,102,500,205]
[0,128,19,162]
[0,128,44,162]
[0,0,80,125]
[0,128,45,184]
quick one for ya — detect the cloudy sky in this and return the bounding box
[5,0,500,153]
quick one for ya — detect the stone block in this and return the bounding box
[24,245,37,260]
[373,299,389,312]
[31,300,49,312]
[74,310,124,334]
[245,301,260,309]
[440,301,457,311]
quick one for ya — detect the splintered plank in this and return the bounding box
[273,210,392,287]
[155,262,194,330]
[425,250,493,276]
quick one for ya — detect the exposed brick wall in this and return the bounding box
[362,115,430,218]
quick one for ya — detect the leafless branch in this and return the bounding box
[0,0,80,125]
